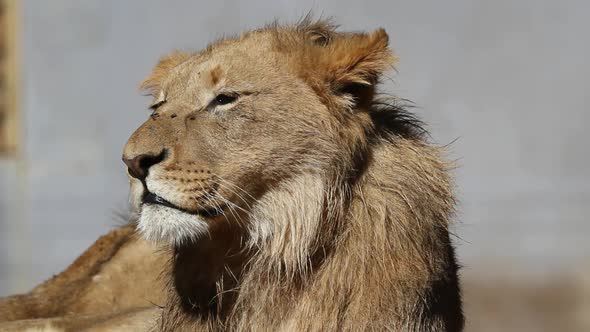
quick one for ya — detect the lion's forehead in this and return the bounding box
[162,59,220,102]
[167,38,284,91]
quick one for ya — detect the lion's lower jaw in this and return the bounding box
[137,204,209,247]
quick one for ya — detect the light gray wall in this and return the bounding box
[1,0,588,295]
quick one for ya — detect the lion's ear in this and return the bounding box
[139,51,191,95]
[316,29,396,109]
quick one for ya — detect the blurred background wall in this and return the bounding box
[0,0,588,331]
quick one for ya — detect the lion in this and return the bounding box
[0,19,463,331]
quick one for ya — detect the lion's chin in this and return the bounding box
[137,204,209,247]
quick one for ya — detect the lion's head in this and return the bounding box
[123,21,395,247]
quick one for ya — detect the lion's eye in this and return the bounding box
[214,94,238,105]
[149,100,165,112]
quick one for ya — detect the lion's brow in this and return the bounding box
[149,91,167,111]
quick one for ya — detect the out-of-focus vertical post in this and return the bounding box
[1,0,29,293]
[0,0,18,155]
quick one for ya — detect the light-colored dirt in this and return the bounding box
[463,271,590,332]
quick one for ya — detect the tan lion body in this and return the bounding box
[0,19,463,331]
[0,226,167,331]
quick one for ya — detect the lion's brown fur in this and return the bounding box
[0,19,463,331]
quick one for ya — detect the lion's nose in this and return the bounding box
[123,149,167,180]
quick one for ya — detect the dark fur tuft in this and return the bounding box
[369,97,428,139]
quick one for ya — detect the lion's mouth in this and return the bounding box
[142,191,225,218]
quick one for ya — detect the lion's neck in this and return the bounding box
[161,138,462,331]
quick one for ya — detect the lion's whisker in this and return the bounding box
[215,177,256,201]
[211,180,252,210]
